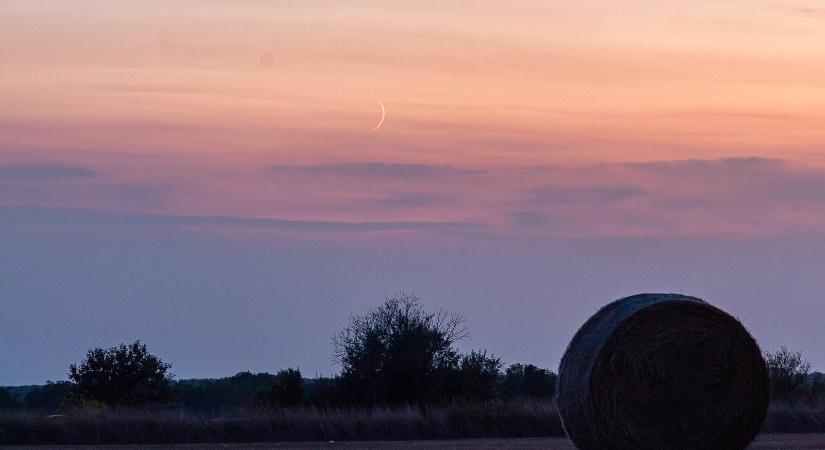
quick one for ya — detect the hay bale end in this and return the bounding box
[556,293,769,450]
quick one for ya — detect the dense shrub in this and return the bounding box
[172,372,276,413]
[268,368,303,406]
[303,376,347,407]
[0,387,19,409]
[69,341,173,407]
[765,347,825,404]
[333,293,465,406]
[499,363,556,400]
[451,351,502,402]
[24,381,75,412]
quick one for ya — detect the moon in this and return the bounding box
[368,99,386,133]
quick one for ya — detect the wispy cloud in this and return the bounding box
[0,205,478,233]
[507,157,825,237]
[269,163,484,179]
[0,164,98,180]
[622,156,785,175]
[367,192,456,208]
[5,157,825,239]
[258,157,825,238]
[526,184,644,206]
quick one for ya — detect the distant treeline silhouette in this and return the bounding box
[1,293,824,445]
[0,294,556,413]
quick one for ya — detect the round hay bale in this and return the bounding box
[556,293,769,450]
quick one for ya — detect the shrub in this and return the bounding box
[172,372,277,413]
[268,368,303,406]
[451,350,502,401]
[333,293,466,406]
[0,387,19,409]
[303,376,346,407]
[766,346,812,403]
[69,341,173,407]
[500,363,556,400]
[24,381,75,412]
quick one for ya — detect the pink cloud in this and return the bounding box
[4,155,825,240]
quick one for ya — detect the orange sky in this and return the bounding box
[6,0,825,384]
[2,0,825,237]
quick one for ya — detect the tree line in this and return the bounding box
[0,294,555,412]
[0,293,821,412]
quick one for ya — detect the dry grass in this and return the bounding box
[0,400,564,445]
[762,402,825,433]
[2,400,824,446]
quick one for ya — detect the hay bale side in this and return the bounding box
[556,293,769,450]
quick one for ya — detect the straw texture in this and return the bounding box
[556,294,769,450]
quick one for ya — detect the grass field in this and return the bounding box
[0,401,564,446]
[2,402,825,447]
[4,434,825,449]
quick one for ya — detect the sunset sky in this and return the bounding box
[2,1,825,384]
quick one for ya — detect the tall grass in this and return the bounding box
[763,401,825,433]
[0,400,564,445]
[2,400,824,445]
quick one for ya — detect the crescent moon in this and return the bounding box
[368,99,386,133]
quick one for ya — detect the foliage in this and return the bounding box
[333,293,466,405]
[303,376,347,407]
[500,363,557,400]
[450,350,502,402]
[268,368,303,406]
[172,371,276,412]
[765,346,814,403]
[24,381,75,412]
[0,387,19,409]
[68,341,173,407]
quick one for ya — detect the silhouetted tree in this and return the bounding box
[333,293,466,405]
[0,387,19,409]
[303,376,346,407]
[268,368,303,406]
[452,350,501,401]
[500,363,557,400]
[229,371,279,399]
[24,381,75,412]
[69,341,173,407]
[765,346,811,403]
[810,372,825,403]
[173,371,277,413]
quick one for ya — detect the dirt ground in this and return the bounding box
[6,434,825,449]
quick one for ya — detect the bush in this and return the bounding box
[172,372,277,413]
[766,346,812,403]
[69,341,173,407]
[333,293,466,406]
[24,381,75,412]
[268,368,303,406]
[303,376,346,407]
[0,387,19,409]
[451,350,502,402]
[500,364,556,400]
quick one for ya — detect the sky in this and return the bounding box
[1,1,825,384]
